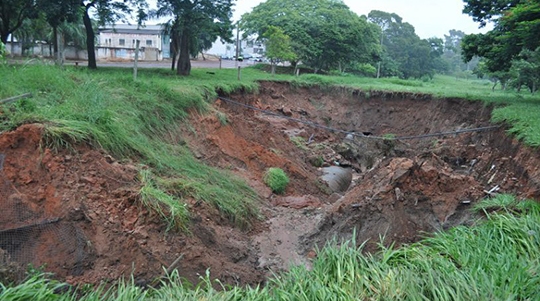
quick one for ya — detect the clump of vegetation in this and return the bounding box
[138,170,190,232]
[309,156,324,168]
[0,41,6,60]
[264,167,289,194]
[289,136,309,151]
[215,110,228,125]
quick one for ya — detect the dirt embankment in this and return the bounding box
[1,81,540,287]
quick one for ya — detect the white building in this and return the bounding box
[98,24,171,61]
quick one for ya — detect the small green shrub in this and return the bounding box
[215,110,228,125]
[0,40,5,59]
[289,136,308,151]
[264,167,289,194]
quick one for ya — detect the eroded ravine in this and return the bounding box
[2,81,540,286]
[202,81,540,274]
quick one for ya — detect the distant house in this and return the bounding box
[98,24,171,61]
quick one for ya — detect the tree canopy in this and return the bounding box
[241,0,380,73]
[462,0,540,72]
[262,26,296,75]
[0,0,37,43]
[154,0,234,76]
[81,0,148,69]
[368,10,443,79]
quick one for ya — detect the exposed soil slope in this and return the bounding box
[1,81,539,287]
[0,125,263,286]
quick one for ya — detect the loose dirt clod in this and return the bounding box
[1,81,540,287]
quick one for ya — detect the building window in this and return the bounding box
[119,39,125,46]
[146,40,152,46]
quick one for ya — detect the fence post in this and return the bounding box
[133,40,140,81]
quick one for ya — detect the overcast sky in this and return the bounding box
[145,0,491,39]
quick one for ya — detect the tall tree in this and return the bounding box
[81,0,147,69]
[368,10,438,79]
[441,29,479,74]
[37,0,81,64]
[368,10,401,78]
[154,0,234,76]
[0,0,37,43]
[462,0,540,72]
[262,26,296,75]
[241,0,380,73]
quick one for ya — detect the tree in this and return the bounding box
[154,0,234,76]
[241,0,380,73]
[462,0,522,27]
[0,0,37,43]
[81,0,148,69]
[442,29,471,74]
[368,10,401,78]
[509,48,540,93]
[36,0,81,64]
[368,10,438,79]
[462,0,540,73]
[262,26,296,75]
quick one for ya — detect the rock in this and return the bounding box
[277,106,293,116]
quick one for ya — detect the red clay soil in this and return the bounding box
[0,125,264,286]
[1,81,540,287]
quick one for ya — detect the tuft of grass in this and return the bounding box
[473,193,519,213]
[492,102,540,147]
[138,170,190,232]
[214,110,228,125]
[264,167,289,194]
[289,136,309,151]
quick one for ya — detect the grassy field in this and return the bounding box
[1,62,540,299]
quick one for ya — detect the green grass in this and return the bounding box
[3,195,539,300]
[264,167,290,194]
[0,63,265,229]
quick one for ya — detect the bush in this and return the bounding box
[264,167,289,194]
[0,41,5,59]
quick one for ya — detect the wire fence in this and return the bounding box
[217,96,501,140]
[0,153,91,283]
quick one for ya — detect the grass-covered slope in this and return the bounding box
[0,64,267,230]
[2,195,538,300]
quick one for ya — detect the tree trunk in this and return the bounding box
[0,25,8,44]
[10,34,14,57]
[271,62,276,76]
[176,29,191,76]
[83,7,97,69]
[170,33,177,71]
[53,26,60,65]
[171,52,176,71]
